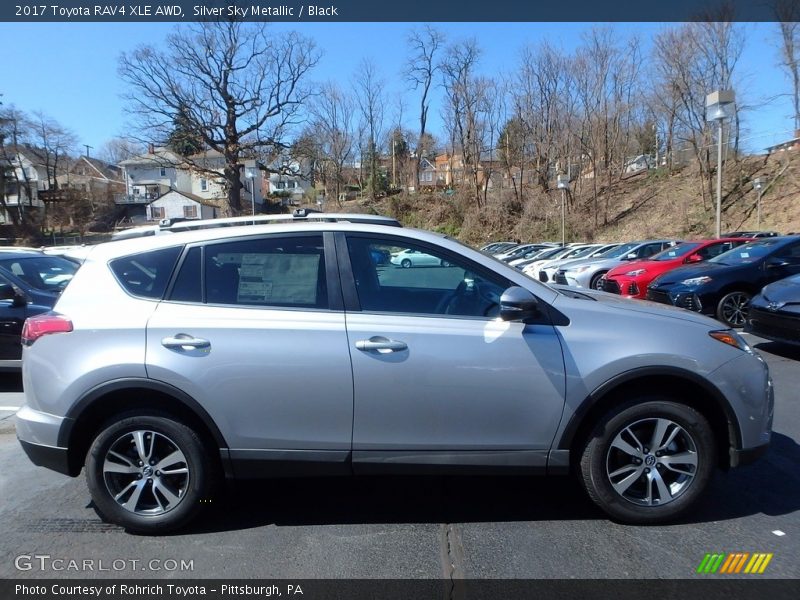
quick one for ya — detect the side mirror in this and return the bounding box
[499,286,539,322]
[686,254,703,263]
[767,258,790,269]
[625,253,638,260]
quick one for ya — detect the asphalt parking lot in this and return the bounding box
[0,334,797,580]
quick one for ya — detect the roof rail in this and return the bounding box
[167,211,401,233]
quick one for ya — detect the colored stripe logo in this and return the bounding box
[697,553,773,574]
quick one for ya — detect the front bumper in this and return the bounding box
[646,285,714,314]
[745,306,800,346]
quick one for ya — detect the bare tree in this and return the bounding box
[98,137,145,166]
[118,21,319,215]
[406,26,445,190]
[353,59,386,197]
[0,106,36,229]
[308,81,356,204]
[30,111,76,191]
[775,0,800,131]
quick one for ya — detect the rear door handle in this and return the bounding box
[355,336,408,353]
[161,334,211,350]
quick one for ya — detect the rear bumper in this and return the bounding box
[18,438,72,476]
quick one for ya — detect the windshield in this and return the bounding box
[602,243,639,259]
[0,255,79,292]
[568,245,601,259]
[709,240,781,264]
[650,242,701,261]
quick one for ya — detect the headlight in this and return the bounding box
[573,265,592,273]
[625,269,646,276]
[709,329,753,354]
[681,276,712,286]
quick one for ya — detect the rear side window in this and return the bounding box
[203,235,328,309]
[110,247,182,299]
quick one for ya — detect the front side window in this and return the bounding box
[203,235,327,309]
[346,236,509,318]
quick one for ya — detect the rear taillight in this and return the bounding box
[21,313,73,346]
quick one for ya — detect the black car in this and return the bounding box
[722,231,780,238]
[745,273,800,346]
[646,236,800,328]
[0,250,79,369]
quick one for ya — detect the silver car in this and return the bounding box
[17,214,772,533]
[555,240,681,289]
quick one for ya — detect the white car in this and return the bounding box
[390,248,443,268]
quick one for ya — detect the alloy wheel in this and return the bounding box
[605,417,698,507]
[102,430,190,515]
[719,292,750,327]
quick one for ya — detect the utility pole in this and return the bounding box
[84,144,93,158]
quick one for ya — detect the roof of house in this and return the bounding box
[118,147,182,167]
[69,156,124,182]
[148,189,221,208]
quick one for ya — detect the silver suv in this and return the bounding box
[16,214,773,533]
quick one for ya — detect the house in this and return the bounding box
[53,155,126,202]
[146,190,219,222]
[624,155,653,175]
[418,158,439,189]
[765,130,800,155]
[119,146,266,215]
[265,157,312,206]
[0,145,51,223]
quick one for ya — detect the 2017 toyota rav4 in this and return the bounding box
[16,213,773,533]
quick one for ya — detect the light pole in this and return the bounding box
[557,174,569,246]
[753,176,767,230]
[245,168,257,217]
[706,90,735,238]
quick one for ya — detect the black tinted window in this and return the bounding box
[346,236,509,318]
[169,247,202,302]
[110,247,182,299]
[204,236,327,309]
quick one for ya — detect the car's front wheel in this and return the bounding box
[590,271,607,290]
[716,291,751,328]
[85,413,217,534]
[579,399,715,524]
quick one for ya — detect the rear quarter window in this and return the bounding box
[110,246,182,299]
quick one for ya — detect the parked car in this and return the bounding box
[744,273,800,345]
[481,241,519,254]
[537,244,619,283]
[509,246,564,269]
[0,250,79,370]
[495,243,552,263]
[646,236,800,327]
[390,248,443,268]
[722,231,779,239]
[522,245,593,279]
[17,213,772,533]
[554,240,681,289]
[603,239,751,299]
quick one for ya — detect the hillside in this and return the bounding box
[346,152,800,246]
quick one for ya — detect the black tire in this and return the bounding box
[85,412,218,534]
[401,259,412,268]
[578,399,716,524]
[590,271,607,290]
[716,291,751,328]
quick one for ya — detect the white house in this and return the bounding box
[265,157,311,205]
[146,190,219,222]
[0,145,50,223]
[119,146,266,213]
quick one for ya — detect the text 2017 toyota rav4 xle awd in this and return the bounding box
[17,213,773,533]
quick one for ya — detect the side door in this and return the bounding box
[764,240,800,283]
[339,233,566,473]
[145,233,353,475]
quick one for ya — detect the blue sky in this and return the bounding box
[0,21,795,156]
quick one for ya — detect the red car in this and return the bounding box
[603,238,753,299]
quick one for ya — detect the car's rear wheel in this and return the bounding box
[86,413,217,534]
[716,291,751,328]
[579,399,715,524]
[401,259,412,268]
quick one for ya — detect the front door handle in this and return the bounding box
[161,334,211,350]
[355,336,408,353]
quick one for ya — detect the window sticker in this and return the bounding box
[235,253,321,304]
